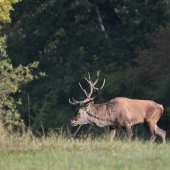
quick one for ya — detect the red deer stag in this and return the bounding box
[69,71,166,143]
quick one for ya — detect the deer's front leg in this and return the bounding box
[109,126,116,141]
[125,124,132,142]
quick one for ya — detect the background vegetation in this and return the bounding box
[1,0,170,135]
[1,1,170,169]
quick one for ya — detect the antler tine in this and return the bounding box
[72,97,77,102]
[84,77,94,98]
[88,72,90,81]
[84,77,90,84]
[69,98,80,105]
[93,71,100,86]
[79,82,89,98]
[89,78,105,101]
[69,72,105,106]
[100,78,105,90]
[69,97,91,106]
[93,78,105,91]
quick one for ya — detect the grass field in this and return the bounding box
[0,129,170,170]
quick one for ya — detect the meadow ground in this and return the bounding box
[0,129,170,170]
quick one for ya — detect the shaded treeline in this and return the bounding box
[3,0,170,132]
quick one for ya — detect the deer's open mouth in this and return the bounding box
[70,120,78,126]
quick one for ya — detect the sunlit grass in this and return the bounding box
[0,129,169,170]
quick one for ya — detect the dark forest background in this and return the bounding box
[2,0,170,135]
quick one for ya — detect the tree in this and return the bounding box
[0,35,41,130]
[5,0,170,130]
[0,0,21,23]
[0,0,44,130]
[133,26,170,107]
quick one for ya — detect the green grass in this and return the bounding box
[0,131,170,170]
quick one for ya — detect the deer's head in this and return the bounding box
[69,71,105,126]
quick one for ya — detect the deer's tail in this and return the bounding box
[158,104,164,114]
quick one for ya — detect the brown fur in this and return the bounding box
[70,97,166,143]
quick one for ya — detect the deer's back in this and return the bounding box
[106,97,161,126]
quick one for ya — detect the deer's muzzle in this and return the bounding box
[70,119,78,126]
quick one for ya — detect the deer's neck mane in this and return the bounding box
[84,103,112,127]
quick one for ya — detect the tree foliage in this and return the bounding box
[3,0,170,130]
[0,0,44,130]
[0,0,21,23]
[133,26,170,107]
[0,35,41,130]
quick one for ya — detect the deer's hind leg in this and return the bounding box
[147,106,166,143]
[154,125,166,144]
[148,122,156,143]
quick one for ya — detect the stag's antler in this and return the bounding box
[69,71,105,105]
